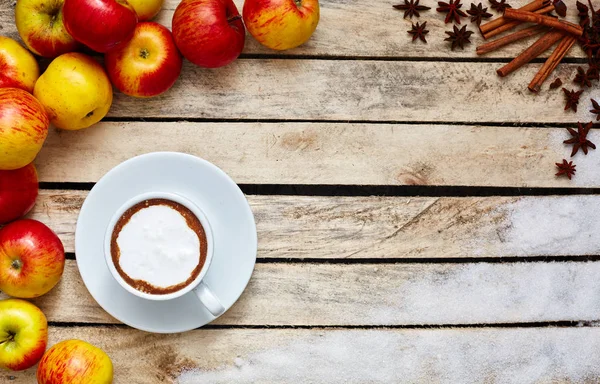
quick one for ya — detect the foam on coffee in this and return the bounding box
[110,199,207,295]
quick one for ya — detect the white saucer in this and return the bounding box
[75,152,257,333]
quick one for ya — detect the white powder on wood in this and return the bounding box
[490,195,600,256]
[177,328,600,383]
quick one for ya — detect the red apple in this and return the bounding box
[105,22,182,97]
[37,340,113,384]
[0,299,48,371]
[63,0,138,53]
[243,0,319,50]
[0,219,65,298]
[0,37,40,92]
[0,88,49,171]
[172,0,245,68]
[15,0,80,58]
[0,163,38,225]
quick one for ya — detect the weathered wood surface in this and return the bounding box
[3,260,600,325]
[9,326,600,383]
[37,122,600,187]
[32,191,600,258]
[0,0,587,58]
[101,61,599,122]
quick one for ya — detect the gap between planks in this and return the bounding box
[37,182,600,197]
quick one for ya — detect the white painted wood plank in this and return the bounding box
[4,260,600,325]
[97,60,598,122]
[31,191,600,258]
[36,123,600,187]
[8,326,600,383]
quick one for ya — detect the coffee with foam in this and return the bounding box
[110,199,207,295]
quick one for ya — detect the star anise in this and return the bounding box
[445,25,474,49]
[562,88,584,112]
[437,0,468,24]
[591,99,600,121]
[574,66,594,87]
[552,0,567,18]
[393,0,431,18]
[580,32,600,62]
[550,78,563,89]
[408,21,429,42]
[467,3,493,25]
[555,159,576,179]
[577,1,590,26]
[489,0,511,13]
[564,122,596,156]
[588,63,600,80]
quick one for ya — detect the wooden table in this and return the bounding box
[3,0,600,382]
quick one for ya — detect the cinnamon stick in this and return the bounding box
[497,30,565,77]
[504,9,584,37]
[480,0,549,35]
[528,35,577,92]
[477,25,547,55]
[482,5,555,40]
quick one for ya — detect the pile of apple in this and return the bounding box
[1,0,318,381]
[0,188,112,381]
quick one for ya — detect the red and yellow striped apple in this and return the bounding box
[243,0,319,50]
[0,37,39,93]
[172,0,245,68]
[0,219,65,298]
[105,22,182,97]
[0,299,48,371]
[127,0,164,20]
[0,88,49,170]
[0,163,39,225]
[34,52,113,130]
[37,340,113,384]
[15,0,80,58]
[63,0,138,53]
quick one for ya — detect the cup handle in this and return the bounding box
[194,281,225,317]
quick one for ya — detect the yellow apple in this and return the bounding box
[0,299,48,371]
[128,0,164,21]
[15,0,80,58]
[243,0,319,50]
[0,88,49,170]
[37,340,113,384]
[33,52,113,130]
[0,36,40,93]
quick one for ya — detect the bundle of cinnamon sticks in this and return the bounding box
[476,0,582,92]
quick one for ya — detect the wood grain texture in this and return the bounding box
[4,260,600,325]
[0,0,586,58]
[9,326,600,383]
[36,122,600,187]
[93,60,597,122]
[31,191,600,258]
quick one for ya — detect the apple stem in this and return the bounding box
[0,332,15,345]
[294,0,302,6]
[228,14,242,23]
[10,259,21,270]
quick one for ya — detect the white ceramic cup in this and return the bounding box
[103,191,225,317]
